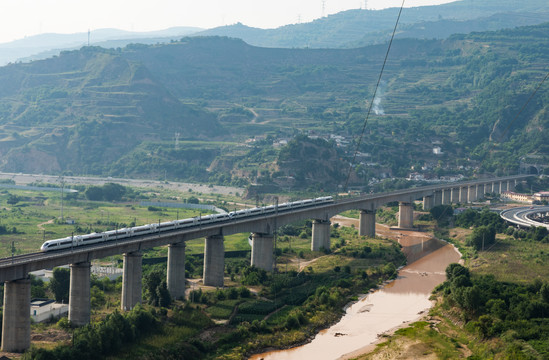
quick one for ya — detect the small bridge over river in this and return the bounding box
[0,175,531,352]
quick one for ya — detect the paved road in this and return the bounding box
[0,172,244,196]
[500,206,549,229]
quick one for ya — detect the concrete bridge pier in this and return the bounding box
[167,242,186,300]
[398,202,414,229]
[121,252,142,311]
[359,210,376,237]
[507,180,515,192]
[442,189,452,205]
[422,195,434,211]
[492,182,500,194]
[311,220,331,251]
[203,235,225,287]
[434,191,443,206]
[451,188,460,203]
[459,186,469,203]
[477,184,485,200]
[468,185,478,202]
[1,278,30,353]
[69,262,91,326]
[251,233,274,271]
[501,181,508,193]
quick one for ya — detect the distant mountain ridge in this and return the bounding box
[194,0,549,48]
[0,27,202,66]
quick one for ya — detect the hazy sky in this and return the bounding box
[0,0,457,44]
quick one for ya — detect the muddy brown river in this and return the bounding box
[250,217,461,360]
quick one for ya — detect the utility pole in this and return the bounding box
[274,196,279,273]
[60,176,65,222]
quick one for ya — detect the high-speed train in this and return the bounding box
[40,196,333,252]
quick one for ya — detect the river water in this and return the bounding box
[250,217,461,360]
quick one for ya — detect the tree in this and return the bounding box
[6,193,20,205]
[30,275,46,298]
[540,283,549,303]
[446,263,470,282]
[143,270,171,307]
[429,205,453,220]
[85,186,104,201]
[467,226,496,251]
[102,183,126,201]
[49,268,70,303]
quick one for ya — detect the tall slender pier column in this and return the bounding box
[121,252,142,311]
[468,185,478,202]
[203,235,225,287]
[442,189,452,205]
[493,182,500,194]
[451,188,460,203]
[477,184,485,200]
[1,278,31,352]
[434,191,443,206]
[167,242,186,300]
[398,202,414,229]
[500,181,508,192]
[423,195,434,211]
[359,210,376,237]
[69,262,91,326]
[460,186,469,203]
[311,220,330,251]
[251,233,274,271]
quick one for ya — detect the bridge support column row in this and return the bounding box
[251,233,274,271]
[1,278,30,353]
[311,220,330,251]
[203,235,225,287]
[359,210,376,237]
[122,252,142,311]
[167,242,186,300]
[69,262,91,326]
[398,202,414,229]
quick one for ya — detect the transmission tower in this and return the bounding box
[322,0,326,17]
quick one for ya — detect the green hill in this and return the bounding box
[0,22,548,188]
[0,47,221,177]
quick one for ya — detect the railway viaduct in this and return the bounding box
[0,175,531,352]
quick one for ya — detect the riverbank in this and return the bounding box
[251,218,461,360]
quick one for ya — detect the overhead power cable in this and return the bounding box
[343,0,406,192]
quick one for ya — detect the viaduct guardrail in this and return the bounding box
[0,174,532,352]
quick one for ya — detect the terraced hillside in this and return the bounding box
[0,22,547,188]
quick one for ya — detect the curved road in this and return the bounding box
[500,206,549,229]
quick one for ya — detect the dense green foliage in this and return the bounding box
[24,306,159,360]
[439,263,549,358]
[49,268,70,303]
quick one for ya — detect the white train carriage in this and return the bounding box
[41,195,335,252]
